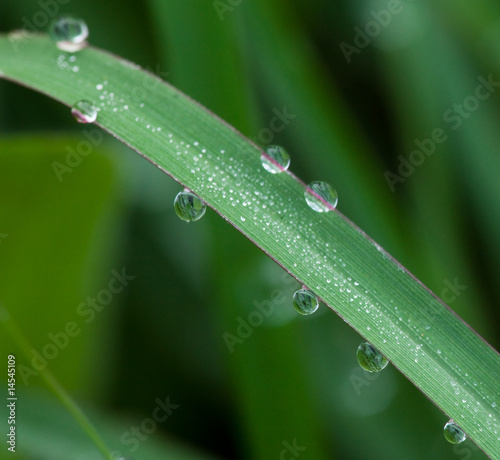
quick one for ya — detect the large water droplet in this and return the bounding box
[356,342,388,372]
[292,289,319,315]
[71,100,97,124]
[443,421,466,444]
[174,190,206,222]
[305,181,338,212]
[49,16,88,52]
[261,145,290,174]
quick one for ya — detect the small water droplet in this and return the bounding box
[292,289,319,315]
[305,181,338,212]
[174,190,206,222]
[443,421,466,444]
[49,16,89,52]
[356,342,388,372]
[71,100,97,123]
[261,145,290,174]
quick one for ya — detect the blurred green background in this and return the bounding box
[1,0,499,459]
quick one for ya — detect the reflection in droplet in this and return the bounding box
[49,16,89,52]
[356,342,388,373]
[444,420,466,444]
[305,181,338,212]
[292,289,319,315]
[261,145,290,174]
[71,100,97,124]
[174,190,206,222]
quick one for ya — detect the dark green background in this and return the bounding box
[1,0,499,459]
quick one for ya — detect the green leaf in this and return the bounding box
[0,34,499,458]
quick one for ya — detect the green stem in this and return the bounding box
[1,306,112,460]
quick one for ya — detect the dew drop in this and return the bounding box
[174,190,206,222]
[49,16,89,52]
[305,181,338,212]
[292,289,319,315]
[356,342,389,373]
[261,145,290,174]
[71,100,97,124]
[443,420,466,444]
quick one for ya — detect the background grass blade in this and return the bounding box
[0,387,221,460]
[240,0,403,244]
[377,2,494,340]
[0,33,499,459]
[144,1,329,457]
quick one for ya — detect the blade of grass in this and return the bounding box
[0,34,499,458]
[407,3,500,339]
[145,0,256,134]
[239,0,403,247]
[378,5,494,341]
[0,307,113,459]
[144,3,330,457]
[3,387,222,460]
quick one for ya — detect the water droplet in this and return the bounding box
[71,100,97,123]
[261,145,290,174]
[443,421,466,444]
[174,190,206,222]
[49,16,89,52]
[356,342,389,372]
[305,181,338,212]
[292,289,319,315]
